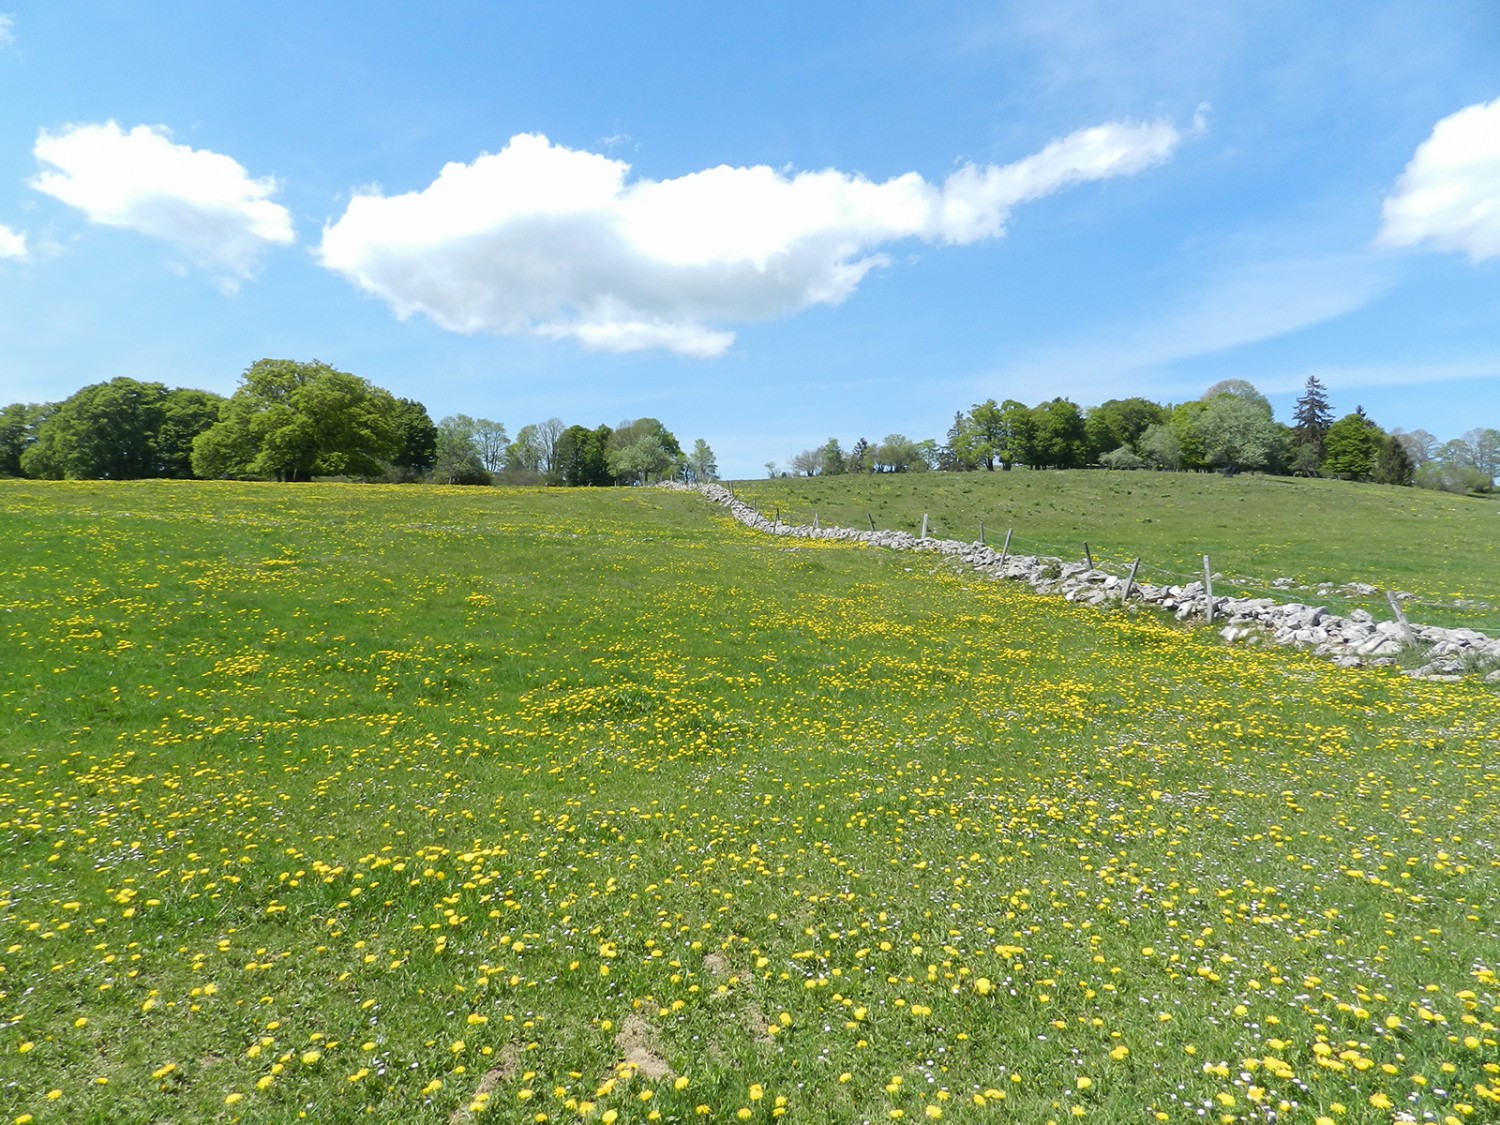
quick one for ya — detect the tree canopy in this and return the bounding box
[19,378,223,480]
[192,359,401,482]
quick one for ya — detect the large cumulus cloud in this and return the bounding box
[320,121,1183,357]
[32,121,295,281]
[1381,97,1500,262]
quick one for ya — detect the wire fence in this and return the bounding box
[733,494,1499,634]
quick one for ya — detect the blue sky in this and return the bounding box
[1,2,1498,478]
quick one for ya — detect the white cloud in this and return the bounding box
[1380,96,1500,261]
[320,121,1182,357]
[31,121,295,279]
[0,15,14,48]
[0,223,25,260]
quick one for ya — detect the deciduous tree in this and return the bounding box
[555,424,613,486]
[389,398,438,478]
[192,359,400,481]
[1322,410,1381,480]
[1084,397,1165,462]
[687,438,719,482]
[434,414,489,484]
[1029,398,1087,469]
[473,419,509,473]
[21,377,218,479]
[607,419,682,483]
[1192,392,1282,475]
[0,402,50,477]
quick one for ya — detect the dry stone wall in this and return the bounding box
[665,481,1500,684]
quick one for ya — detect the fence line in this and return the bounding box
[671,482,1500,678]
[720,496,1498,630]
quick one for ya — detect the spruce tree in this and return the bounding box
[1291,375,1333,473]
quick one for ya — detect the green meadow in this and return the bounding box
[1,479,1497,1125]
[733,472,1500,632]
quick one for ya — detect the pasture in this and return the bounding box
[734,471,1500,633]
[1,479,1497,1124]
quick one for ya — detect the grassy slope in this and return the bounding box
[732,471,1500,631]
[0,480,1497,1124]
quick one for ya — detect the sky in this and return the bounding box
[1,2,1498,479]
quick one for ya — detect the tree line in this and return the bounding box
[773,378,1499,494]
[0,359,718,486]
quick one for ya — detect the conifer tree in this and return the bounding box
[1291,375,1333,474]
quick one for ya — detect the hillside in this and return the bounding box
[733,471,1500,632]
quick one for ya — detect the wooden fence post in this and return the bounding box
[1001,528,1013,565]
[812,513,819,531]
[1123,558,1141,602]
[1083,542,1094,571]
[920,513,929,539]
[1203,555,1215,624]
[979,521,985,545]
[1386,591,1417,647]
[867,513,876,532]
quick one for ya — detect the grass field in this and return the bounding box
[1,479,1498,1124]
[731,472,1500,633]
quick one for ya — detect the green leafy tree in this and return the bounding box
[1168,401,1209,470]
[0,402,49,477]
[686,438,719,483]
[1084,397,1166,462]
[1029,398,1087,469]
[433,414,490,484]
[607,419,683,483]
[1201,378,1273,414]
[873,434,927,473]
[997,400,1037,468]
[1416,459,1493,494]
[940,412,970,471]
[192,359,401,481]
[1137,422,1182,470]
[22,377,184,479]
[1099,445,1145,470]
[946,399,1011,471]
[1192,392,1282,475]
[390,398,438,478]
[505,424,546,479]
[817,437,845,477]
[943,399,1015,471]
[1372,433,1415,486]
[1456,427,1500,484]
[157,389,227,478]
[609,433,674,483]
[1322,410,1381,481]
[188,410,256,480]
[967,399,1011,470]
[555,424,613,486]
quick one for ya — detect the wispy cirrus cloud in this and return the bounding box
[1380,96,1500,262]
[319,120,1186,358]
[988,251,1395,404]
[31,121,295,285]
[0,15,15,49]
